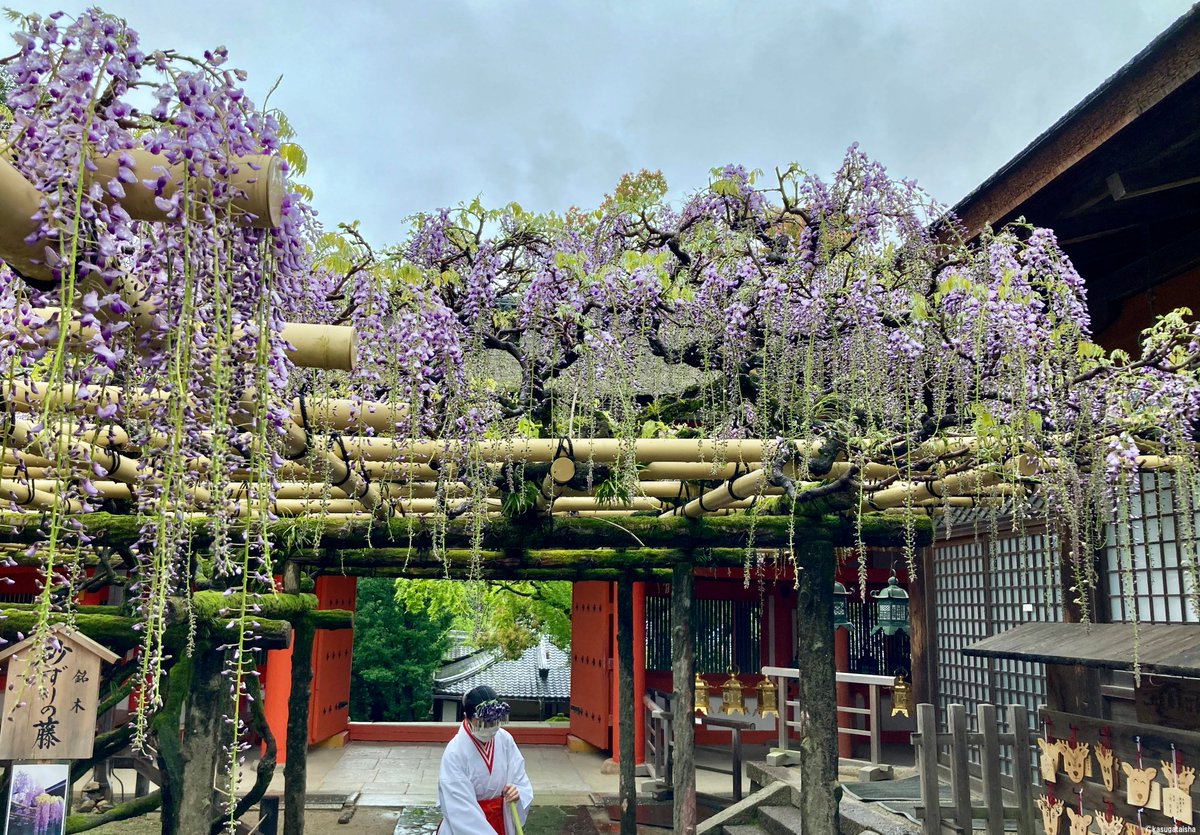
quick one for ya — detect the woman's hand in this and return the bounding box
[502,784,520,803]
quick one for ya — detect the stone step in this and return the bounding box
[757,803,807,835]
[724,826,767,835]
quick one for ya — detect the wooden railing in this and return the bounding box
[761,665,896,765]
[912,702,1034,835]
[643,688,753,801]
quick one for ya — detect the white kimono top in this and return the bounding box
[437,721,533,835]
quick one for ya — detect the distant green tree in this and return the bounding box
[396,580,571,659]
[349,577,454,721]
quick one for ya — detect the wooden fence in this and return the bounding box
[913,702,1035,835]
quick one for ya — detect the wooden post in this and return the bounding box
[283,617,315,835]
[978,703,1003,835]
[793,531,840,831]
[949,703,972,831]
[671,560,696,835]
[908,545,933,705]
[617,576,637,835]
[916,702,941,835]
[1009,704,1034,835]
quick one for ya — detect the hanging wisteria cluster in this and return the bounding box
[1,6,1199,829]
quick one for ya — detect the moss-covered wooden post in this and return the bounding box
[284,617,315,835]
[616,576,637,835]
[671,559,696,834]
[794,527,841,830]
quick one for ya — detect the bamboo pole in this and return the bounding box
[87,149,284,229]
[336,438,814,465]
[0,478,81,512]
[0,155,55,281]
[24,306,358,372]
[234,395,387,521]
[5,381,397,433]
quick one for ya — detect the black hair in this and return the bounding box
[464,685,499,719]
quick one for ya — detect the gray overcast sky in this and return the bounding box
[12,1,1197,242]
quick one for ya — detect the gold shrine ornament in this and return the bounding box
[755,676,779,719]
[890,672,911,718]
[693,675,710,715]
[719,670,747,716]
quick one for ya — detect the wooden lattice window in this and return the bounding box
[1103,472,1200,624]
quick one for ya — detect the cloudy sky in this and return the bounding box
[13,1,1195,242]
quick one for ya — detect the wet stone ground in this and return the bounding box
[391,804,602,834]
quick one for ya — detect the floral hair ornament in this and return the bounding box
[473,699,511,723]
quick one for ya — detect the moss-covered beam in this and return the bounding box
[342,566,675,582]
[0,508,930,553]
[0,610,146,653]
[65,790,161,833]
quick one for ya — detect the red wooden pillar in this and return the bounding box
[835,627,852,758]
[261,635,294,763]
[633,581,646,764]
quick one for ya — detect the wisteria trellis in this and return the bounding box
[1,7,1199,831]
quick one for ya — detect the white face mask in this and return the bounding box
[470,724,500,742]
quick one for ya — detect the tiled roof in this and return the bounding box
[434,636,570,701]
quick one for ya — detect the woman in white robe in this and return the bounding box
[437,685,534,834]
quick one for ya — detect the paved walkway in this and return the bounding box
[261,740,768,808]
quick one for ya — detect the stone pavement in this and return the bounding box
[262,740,766,808]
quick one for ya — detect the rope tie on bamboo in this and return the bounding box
[286,386,313,462]
[697,487,717,514]
[725,463,748,501]
[925,475,943,499]
[328,432,353,489]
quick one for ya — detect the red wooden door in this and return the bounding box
[308,576,356,744]
[570,581,612,751]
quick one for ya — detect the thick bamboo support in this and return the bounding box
[0,155,54,281]
[5,381,387,433]
[87,150,284,229]
[550,496,663,512]
[235,395,387,521]
[336,438,812,465]
[0,478,80,512]
[25,305,357,372]
[864,457,1038,510]
[660,467,772,518]
[30,479,132,501]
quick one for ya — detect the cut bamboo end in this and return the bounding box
[280,323,358,372]
[87,150,285,229]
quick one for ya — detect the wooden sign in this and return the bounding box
[1135,677,1200,727]
[0,625,120,761]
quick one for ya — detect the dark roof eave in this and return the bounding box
[950,3,1200,237]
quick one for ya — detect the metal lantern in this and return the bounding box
[756,675,779,718]
[719,669,747,715]
[890,670,912,718]
[870,571,910,636]
[833,580,851,629]
[693,674,710,715]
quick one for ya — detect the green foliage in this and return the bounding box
[396,578,571,659]
[349,578,453,722]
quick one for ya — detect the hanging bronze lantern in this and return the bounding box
[693,674,710,715]
[756,675,779,718]
[720,668,747,715]
[833,580,851,629]
[871,570,910,636]
[890,670,912,718]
